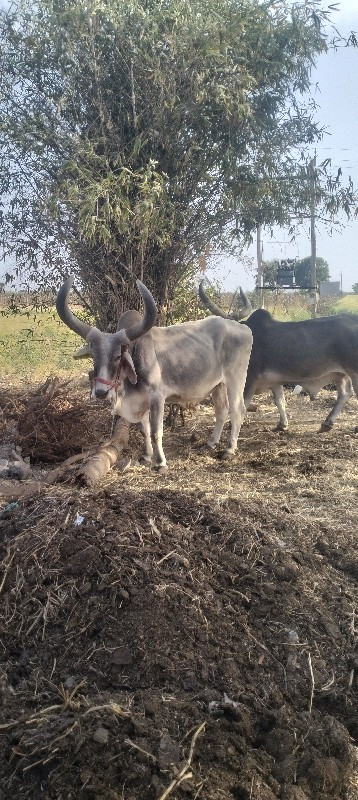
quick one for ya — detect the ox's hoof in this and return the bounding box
[247,402,258,412]
[319,421,333,433]
[201,441,216,452]
[139,456,152,467]
[220,450,235,461]
[155,464,168,476]
[276,424,288,433]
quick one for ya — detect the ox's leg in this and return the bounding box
[272,385,288,430]
[138,412,153,465]
[321,376,354,431]
[207,383,229,449]
[150,397,168,474]
[243,379,258,414]
[225,381,246,457]
[351,374,358,399]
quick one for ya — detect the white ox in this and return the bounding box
[56,277,253,473]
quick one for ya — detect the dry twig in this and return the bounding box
[123,738,157,762]
[0,548,15,595]
[157,721,206,800]
[307,652,315,714]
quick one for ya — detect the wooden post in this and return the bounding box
[310,156,317,317]
[257,224,264,308]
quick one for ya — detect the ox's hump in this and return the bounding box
[244,308,273,330]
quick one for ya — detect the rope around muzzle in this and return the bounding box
[90,346,129,436]
[91,345,129,392]
[93,376,120,390]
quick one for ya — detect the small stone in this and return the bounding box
[110,647,133,666]
[117,456,132,472]
[281,788,309,800]
[18,650,30,666]
[151,774,165,795]
[80,768,92,784]
[158,733,180,770]
[144,698,160,717]
[93,726,109,745]
[8,461,31,480]
[64,676,77,691]
[287,629,300,643]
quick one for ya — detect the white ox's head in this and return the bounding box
[56,276,158,406]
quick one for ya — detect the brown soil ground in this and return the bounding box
[0,383,357,800]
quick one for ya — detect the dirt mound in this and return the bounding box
[1,483,356,800]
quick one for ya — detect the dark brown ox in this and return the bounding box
[199,283,358,431]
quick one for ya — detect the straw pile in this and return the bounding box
[16,377,113,463]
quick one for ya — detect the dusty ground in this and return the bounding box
[0,383,357,800]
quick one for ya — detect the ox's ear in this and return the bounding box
[119,350,137,385]
[73,344,92,360]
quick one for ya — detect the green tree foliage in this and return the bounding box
[352,283,358,294]
[294,256,330,287]
[261,256,330,287]
[0,0,355,324]
[262,259,281,286]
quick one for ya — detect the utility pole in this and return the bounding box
[309,155,317,317]
[257,224,264,308]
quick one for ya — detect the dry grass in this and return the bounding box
[97,387,357,540]
[1,378,357,532]
[1,377,114,463]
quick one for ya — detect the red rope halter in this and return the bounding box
[92,345,128,391]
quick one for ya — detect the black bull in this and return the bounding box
[199,283,358,431]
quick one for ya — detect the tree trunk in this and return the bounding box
[77,417,130,488]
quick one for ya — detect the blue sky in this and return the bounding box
[211,0,358,293]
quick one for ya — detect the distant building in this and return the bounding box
[320,281,340,297]
[276,259,296,288]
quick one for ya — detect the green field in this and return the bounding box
[0,309,85,379]
[262,291,358,320]
[333,293,358,313]
[0,293,357,379]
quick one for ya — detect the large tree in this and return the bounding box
[294,255,330,287]
[0,0,356,324]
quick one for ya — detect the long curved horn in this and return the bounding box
[56,276,92,339]
[235,287,252,320]
[115,280,158,344]
[198,281,229,319]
